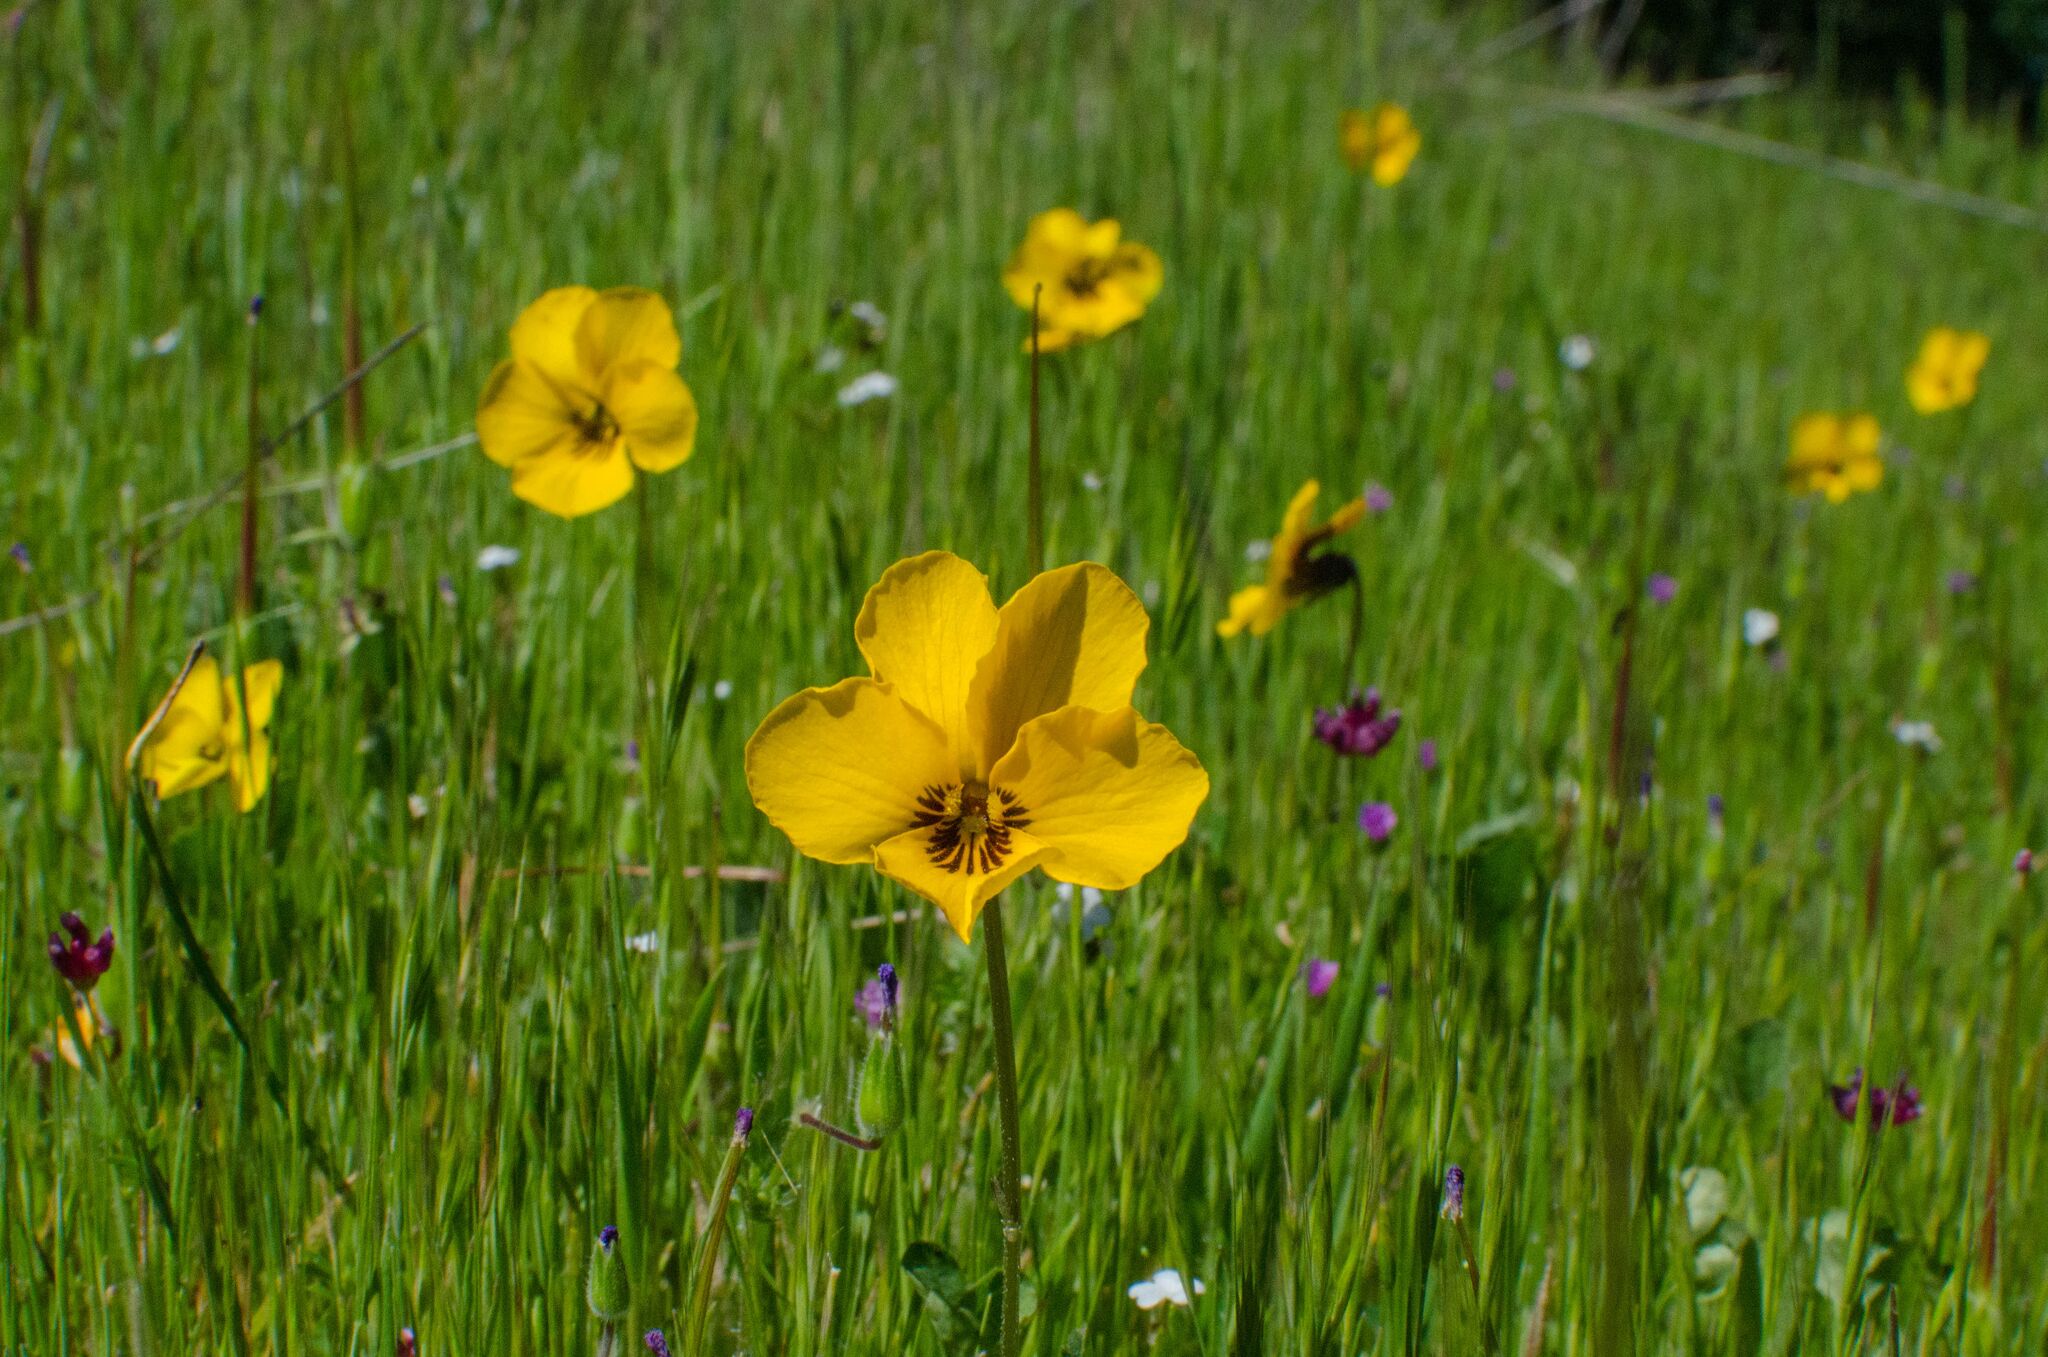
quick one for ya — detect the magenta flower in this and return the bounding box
[1647,573,1677,605]
[1440,1165,1466,1222]
[397,1330,417,1357]
[1313,689,1401,758]
[1827,1070,1925,1128]
[1417,738,1439,773]
[1364,483,1393,514]
[1300,959,1339,999]
[2016,848,2035,876]
[1358,801,1398,842]
[47,914,113,992]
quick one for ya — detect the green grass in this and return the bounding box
[5,2,2048,1353]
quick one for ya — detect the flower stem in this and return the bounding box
[689,1109,754,1355]
[1027,285,1044,576]
[980,900,1026,1357]
[795,1111,881,1153]
[237,296,264,621]
[1343,572,1364,689]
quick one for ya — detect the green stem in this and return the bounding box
[981,901,1025,1357]
[1027,285,1044,576]
[690,1109,755,1356]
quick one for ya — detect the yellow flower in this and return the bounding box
[1002,209,1163,353]
[1905,327,1989,415]
[745,551,1209,941]
[30,996,108,1071]
[476,287,700,518]
[1341,104,1420,186]
[1784,413,1884,503]
[1218,480,1367,638]
[136,654,284,812]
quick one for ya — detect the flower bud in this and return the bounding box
[855,1033,906,1140]
[586,1225,630,1323]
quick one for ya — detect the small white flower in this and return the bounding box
[1742,608,1780,647]
[1244,539,1272,563]
[712,679,734,701]
[848,299,888,340]
[814,343,846,374]
[1559,334,1596,371]
[407,794,430,820]
[130,325,183,359]
[837,371,899,407]
[476,545,521,572]
[1081,470,1105,491]
[624,931,660,954]
[1128,1268,1204,1310]
[1892,719,1941,752]
[309,297,331,327]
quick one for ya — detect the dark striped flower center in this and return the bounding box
[911,781,1032,875]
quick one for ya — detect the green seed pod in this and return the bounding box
[855,1033,906,1139]
[586,1226,629,1323]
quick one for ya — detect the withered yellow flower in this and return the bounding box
[1341,104,1420,186]
[476,287,699,518]
[1002,210,1163,353]
[746,551,1208,940]
[136,654,283,812]
[1784,413,1883,503]
[1218,480,1366,638]
[1905,327,1989,415]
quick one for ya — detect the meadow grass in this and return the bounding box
[5,2,2048,1353]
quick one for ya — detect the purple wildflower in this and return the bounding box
[1647,573,1677,605]
[1313,689,1402,758]
[1374,981,1392,998]
[1358,801,1398,843]
[1364,483,1393,514]
[645,1331,672,1357]
[397,1330,417,1357]
[47,914,114,992]
[1492,367,1517,393]
[734,1106,755,1140]
[1947,570,1976,595]
[1417,738,1439,773]
[7,543,28,573]
[598,1224,619,1250]
[1827,1070,1925,1128]
[857,963,901,1032]
[1300,959,1339,999]
[1441,1165,1466,1222]
[2015,848,2034,876]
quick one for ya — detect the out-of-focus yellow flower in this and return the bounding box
[746,551,1208,941]
[1905,327,1989,415]
[1218,480,1366,637]
[476,287,699,518]
[1002,209,1163,353]
[1341,104,1420,186]
[136,654,283,812]
[29,996,114,1071]
[1784,413,1883,503]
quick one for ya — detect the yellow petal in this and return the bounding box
[1003,208,1091,309]
[234,659,284,735]
[1843,413,1880,458]
[745,677,958,866]
[1788,414,1839,468]
[854,551,999,765]
[228,728,273,812]
[139,656,229,800]
[1843,454,1884,493]
[1216,584,1281,638]
[990,705,1208,891]
[1038,287,1146,346]
[873,824,1051,942]
[477,360,582,469]
[1107,243,1164,306]
[607,361,699,473]
[1024,325,1082,354]
[510,444,636,519]
[509,287,599,388]
[575,287,682,382]
[968,563,1151,774]
[1905,368,1948,415]
[1081,217,1123,256]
